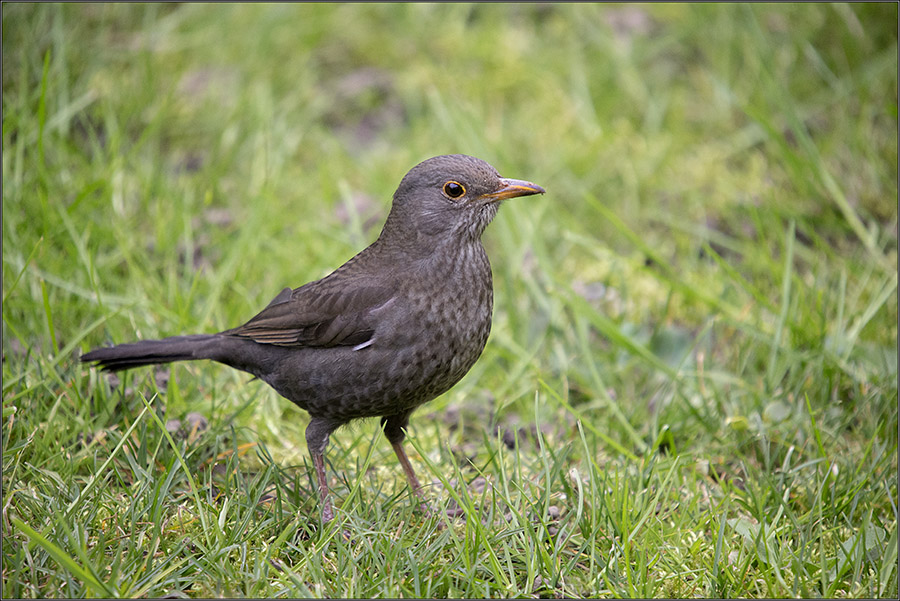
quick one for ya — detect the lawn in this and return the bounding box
[2,3,897,598]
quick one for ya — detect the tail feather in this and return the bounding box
[81,334,219,372]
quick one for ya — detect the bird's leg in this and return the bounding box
[382,414,464,524]
[390,440,425,499]
[382,413,435,515]
[305,418,341,523]
[312,452,333,522]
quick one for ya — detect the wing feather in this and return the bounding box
[223,284,394,348]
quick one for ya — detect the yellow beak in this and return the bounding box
[479,178,546,203]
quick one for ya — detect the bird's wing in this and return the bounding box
[224,284,395,348]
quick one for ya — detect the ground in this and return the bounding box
[2,3,897,598]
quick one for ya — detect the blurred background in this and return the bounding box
[2,3,897,598]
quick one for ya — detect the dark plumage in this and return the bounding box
[82,154,545,521]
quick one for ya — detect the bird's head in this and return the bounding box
[383,154,545,244]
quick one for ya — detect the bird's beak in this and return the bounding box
[479,178,546,203]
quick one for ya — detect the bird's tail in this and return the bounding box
[81,334,221,372]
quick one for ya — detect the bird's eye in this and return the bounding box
[442,181,466,199]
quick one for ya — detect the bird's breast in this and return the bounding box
[270,241,497,421]
[368,241,494,400]
[384,241,493,349]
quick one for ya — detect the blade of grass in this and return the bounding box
[12,517,117,597]
[538,378,639,461]
[2,236,43,305]
[136,391,213,549]
[39,278,58,353]
[767,220,795,388]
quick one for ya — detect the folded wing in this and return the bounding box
[224,284,395,348]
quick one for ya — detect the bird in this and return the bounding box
[81,154,545,522]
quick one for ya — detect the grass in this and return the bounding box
[2,3,897,598]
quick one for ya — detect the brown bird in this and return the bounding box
[82,154,545,522]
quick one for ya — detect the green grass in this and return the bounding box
[2,3,897,598]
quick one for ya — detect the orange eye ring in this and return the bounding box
[442,181,466,199]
